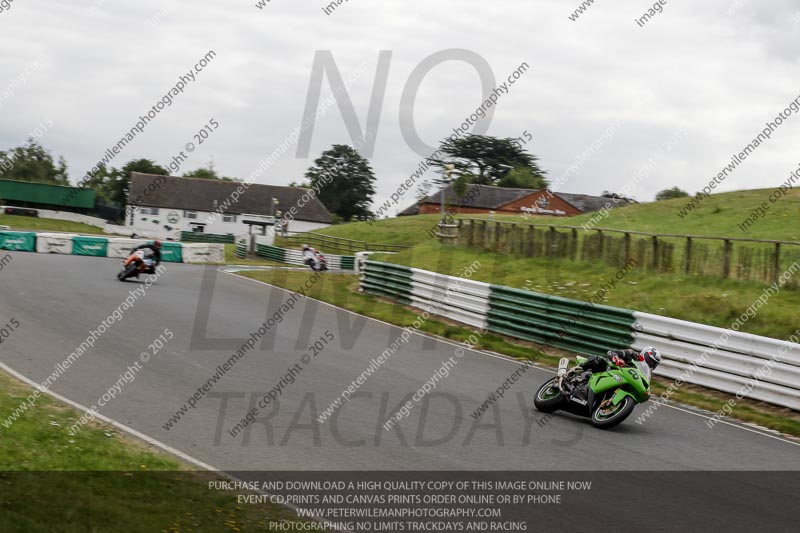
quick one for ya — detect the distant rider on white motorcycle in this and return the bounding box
[302,244,315,268]
[301,244,328,272]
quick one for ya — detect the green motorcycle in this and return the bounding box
[533,355,652,429]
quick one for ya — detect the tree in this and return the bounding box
[428,167,467,215]
[414,179,433,204]
[0,139,69,185]
[83,164,114,203]
[183,162,238,182]
[304,145,376,222]
[497,167,548,190]
[432,134,547,187]
[87,159,167,209]
[451,175,469,203]
[655,186,689,201]
[601,191,635,202]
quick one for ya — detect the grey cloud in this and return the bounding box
[0,0,798,213]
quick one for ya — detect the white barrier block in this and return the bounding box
[107,238,151,259]
[183,243,225,264]
[633,311,800,410]
[633,311,800,365]
[35,233,78,255]
[355,252,371,274]
[284,249,307,266]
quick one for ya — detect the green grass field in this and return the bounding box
[318,188,800,243]
[0,371,309,532]
[446,187,800,240]
[290,189,800,341]
[376,241,800,340]
[0,214,107,235]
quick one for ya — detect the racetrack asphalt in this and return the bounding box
[1,252,798,473]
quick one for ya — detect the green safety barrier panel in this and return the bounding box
[160,241,183,263]
[72,236,108,257]
[487,285,636,355]
[181,232,235,244]
[252,245,356,271]
[361,261,413,305]
[256,245,286,262]
[236,242,247,259]
[359,260,639,355]
[0,231,36,252]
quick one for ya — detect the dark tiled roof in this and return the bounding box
[129,173,332,224]
[397,202,420,216]
[554,192,633,213]
[424,184,537,209]
[398,183,634,215]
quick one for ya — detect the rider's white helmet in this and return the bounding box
[640,346,661,370]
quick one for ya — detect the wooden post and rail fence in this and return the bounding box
[457,218,800,285]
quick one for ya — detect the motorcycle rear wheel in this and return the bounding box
[590,395,635,429]
[533,377,563,413]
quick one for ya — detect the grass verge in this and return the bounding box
[374,240,800,340]
[0,214,106,234]
[236,269,800,438]
[320,188,800,243]
[0,371,310,532]
[222,243,290,267]
[293,204,800,340]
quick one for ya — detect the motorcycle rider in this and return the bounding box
[302,244,316,268]
[132,239,162,274]
[562,346,662,398]
[313,248,327,271]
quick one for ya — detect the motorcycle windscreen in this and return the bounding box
[634,360,652,382]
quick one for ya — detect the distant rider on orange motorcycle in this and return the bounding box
[132,239,162,274]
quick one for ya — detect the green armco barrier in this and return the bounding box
[361,261,413,304]
[0,231,36,251]
[256,245,286,262]
[181,231,235,244]
[236,242,247,259]
[488,285,636,355]
[72,236,108,257]
[253,244,356,270]
[160,241,183,263]
[358,260,638,356]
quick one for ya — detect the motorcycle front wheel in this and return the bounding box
[119,263,138,282]
[533,377,563,413]
[590,394,635,429]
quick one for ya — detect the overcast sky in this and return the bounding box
[1,0,799,216]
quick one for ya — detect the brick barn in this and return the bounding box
[398,184,632,217]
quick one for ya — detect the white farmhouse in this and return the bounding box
[126,173,332,240]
